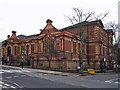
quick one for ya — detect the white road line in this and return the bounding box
[23,70,30,72]
[107,78,120,81]
[2,83,16,88]
[11,70,22,73]
[0,71,3,74]
[13,76,19,78]
[114,82,120,84]
[3,86,7,88]
[4,83,10,86]
[6,77,12,79]
[10,86,16,88]
[105,78,120,85]
[105,81,112,83]
[21,75,26,77]
[2,80,21,88]
[114,82,119,84]
[2,70,13,73]
[2,69,31,74]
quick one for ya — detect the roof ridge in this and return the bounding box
[60,19,101,30]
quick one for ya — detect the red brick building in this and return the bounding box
[2,19,113,70]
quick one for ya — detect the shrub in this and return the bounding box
[24,55,30,66]
[58,65,62,70]
[16,55,30,66]
[83,65,92,71]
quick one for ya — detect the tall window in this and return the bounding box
[14,46,17,55]
[73,42,76,52]
[26,45,29,55]
[17,46,20,55]
[106,48,107,56]
[2,48,4,55]
[50,39,54,51]
[103,47,105,55]
[100,46,101,54]
[38,43,41,52]
[78,43,80,52]
[43,41,44,52]
[44,39,55,52]
[82,46,85,54]
[61,39,62,51]
[56,40,59,50]
[31,44,34,53]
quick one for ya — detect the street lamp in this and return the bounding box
[21,50,24,69]
[104,58,106,72]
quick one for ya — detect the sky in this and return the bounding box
[0,0,119,42]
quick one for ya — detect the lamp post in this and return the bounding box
[21,50,24,69]
[104,58,106,73]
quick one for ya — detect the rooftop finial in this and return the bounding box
[12,31,16,36]
[7,35,10,39]
[46,19,52,24]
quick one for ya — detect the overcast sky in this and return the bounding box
[0,0,119,42]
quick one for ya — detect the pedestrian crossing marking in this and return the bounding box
[6,77,12,79]
[2,70,13,73]
[0,80,18,88]
[1,69,31,74]
[0,71,3,74]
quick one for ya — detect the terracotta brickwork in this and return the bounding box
[2,19,113,70]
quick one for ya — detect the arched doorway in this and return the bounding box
[7,47,11,56]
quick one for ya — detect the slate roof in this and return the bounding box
[17,34,40,40]
[60,20,102,31]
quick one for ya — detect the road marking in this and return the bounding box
[4,83,10,86]
[105,81,112,83]
[21,75,26,77]
[105,78,120,84]
[13,76,19,78]
[2,80,22,88]
[0,71,3,74]
[6,77,12,79]
[12,70,22,73]
[2,70,13,73]
[1,69,31,74]
[0,81,2,84]
[114,82,120,84]
[23,70,30,72]
[10,86,16,88]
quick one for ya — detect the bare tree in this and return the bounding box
[65,7,109,73]
[42,35,58,69]
[104,21,120,72]
[65,8,109,24]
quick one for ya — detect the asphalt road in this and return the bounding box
[0,65,120,89]
[1,65,84,88]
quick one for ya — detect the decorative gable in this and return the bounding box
[10,31,20,42]
[40,19,58,35]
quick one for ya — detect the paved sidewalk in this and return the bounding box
[2,65,116,78]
